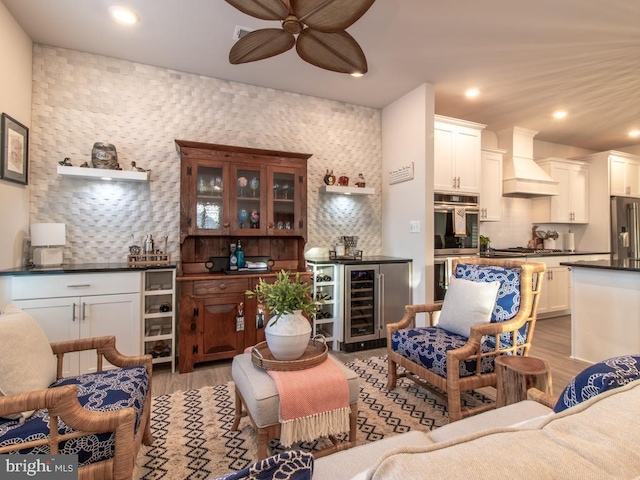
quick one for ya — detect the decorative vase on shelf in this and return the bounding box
[91,142,118,169]
[323,169,336,186]
[238,209,249,228]
[264,310,311,360]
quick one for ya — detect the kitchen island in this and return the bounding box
[560,258,640,364]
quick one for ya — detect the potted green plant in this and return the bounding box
[246,270,319,360]
[480,235,491,253]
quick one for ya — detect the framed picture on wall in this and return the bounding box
[1,113,29,185]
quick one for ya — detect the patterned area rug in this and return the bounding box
[134,355,490,479]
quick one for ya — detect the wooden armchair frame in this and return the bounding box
[0,336,153,480]
[387,257,546,422]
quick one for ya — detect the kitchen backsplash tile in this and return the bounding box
[479,197,533,248]
[29,45,382,264]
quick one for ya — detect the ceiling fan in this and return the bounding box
[225,0,376,75]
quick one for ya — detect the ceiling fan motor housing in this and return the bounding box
[282,15,302,34]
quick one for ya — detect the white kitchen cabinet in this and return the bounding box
[532,158,589,224]
[527,256,570,317]
[142,268,176,371]
[434,115,485,194]
[610,154,640,197]
[11,272,141,376]
[480,147,505,221]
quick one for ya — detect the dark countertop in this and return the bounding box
[560,258,640,272]
[480,251,610,259]
[0,262,177,276]
[306,255,413,265]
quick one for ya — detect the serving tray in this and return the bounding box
[251,338,328,371]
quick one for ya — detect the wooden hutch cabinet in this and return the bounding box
[175,140,312,373]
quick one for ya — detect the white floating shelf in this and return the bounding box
[57,166,149,182]
[319,185,375,195]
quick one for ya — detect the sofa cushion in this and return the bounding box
[437,276,499,337]
[0,305,57,421]
[427,399,552,443]
[364,379,640,479]
[313,431,431,480]
[368,381,640,480]
[214,450,314,480]
[391,327,499,378]
[554,354,640,413]
[0,366,149,466]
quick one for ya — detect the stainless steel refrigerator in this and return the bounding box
[611,196,640,260]
[343,262,412,351]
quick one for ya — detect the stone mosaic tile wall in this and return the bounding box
[29,45,382,264]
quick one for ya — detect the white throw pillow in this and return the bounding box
[0,304,58,421]
[437,276,500,337]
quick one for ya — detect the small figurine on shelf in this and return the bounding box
[250,210,260,228]
[131,161,148,172]
[338,174,349,186]
[79,161,90,168]
[355,173,366,187]
[238,176,248,196]
[323,169,336,185]
[58,157,73,166]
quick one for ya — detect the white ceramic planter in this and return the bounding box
[264,310,312,360]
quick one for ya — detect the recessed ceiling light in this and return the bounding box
[553,110,567,119]
[465,88,480,98]
[629,130,640,137]
[109,6,140,25]
[350,72,364,78]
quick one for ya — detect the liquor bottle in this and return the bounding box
[229,243,238,271]
[236,240,245,269]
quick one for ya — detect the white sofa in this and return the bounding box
[314,379,640,479]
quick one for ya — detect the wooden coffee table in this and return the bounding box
[495,356,552,408]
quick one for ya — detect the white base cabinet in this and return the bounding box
[530,256,572,317]
[11,272,141,376]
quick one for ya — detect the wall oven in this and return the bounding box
[434,193,480,256]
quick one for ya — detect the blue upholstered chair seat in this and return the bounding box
[391,326,506,378]
[0,366,149,466]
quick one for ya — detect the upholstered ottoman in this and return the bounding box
[231,353,359,460]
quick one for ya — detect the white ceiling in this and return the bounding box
[3,0,640,151]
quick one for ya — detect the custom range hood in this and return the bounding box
[498,127,559,197]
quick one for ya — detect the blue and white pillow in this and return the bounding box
[554,355,640,413]
[454,264,521,323]
[214,450,314,480]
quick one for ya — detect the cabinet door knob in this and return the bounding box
[223,222,230,228]
[452,177,457,188]
[219,283,226,290]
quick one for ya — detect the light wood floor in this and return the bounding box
[152,314,589,398]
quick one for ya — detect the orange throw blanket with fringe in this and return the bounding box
[267,358,351,447]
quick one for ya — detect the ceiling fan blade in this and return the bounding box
[292,0,375,32]
[229,29,295,64]
[296,29,368,74]
[224,0,290,21]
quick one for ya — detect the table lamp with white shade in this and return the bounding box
[31,223,66,266]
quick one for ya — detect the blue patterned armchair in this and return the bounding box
[0,306,153,480]
[387,257,546,422]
